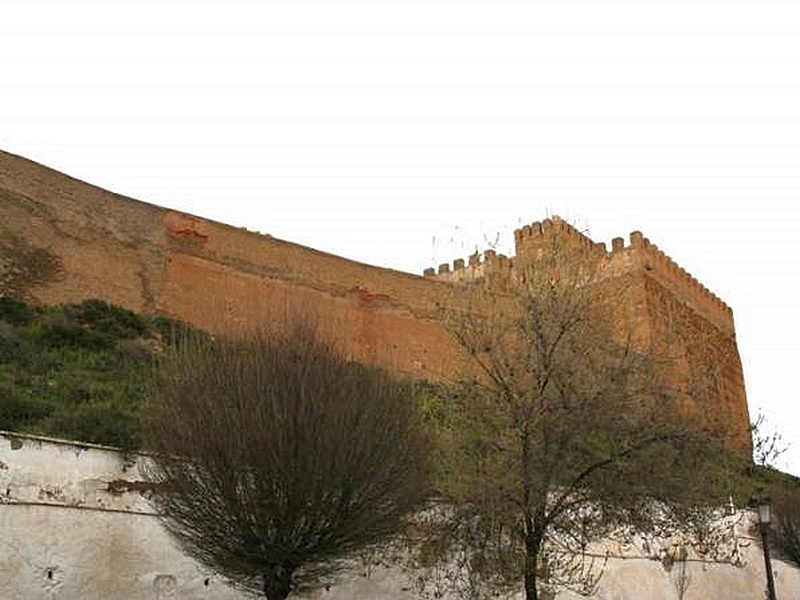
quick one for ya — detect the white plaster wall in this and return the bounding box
[1,432,798,599]
[0,432,242,599]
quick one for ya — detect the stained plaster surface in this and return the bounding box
[1,432,798,599]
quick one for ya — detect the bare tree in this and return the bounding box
[746,412,798,570]
[750,411,787,468]
[427,225,731,600]
[143,325,430,599]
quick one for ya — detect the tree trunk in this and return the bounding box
[524,532,541,600]
[525,536,539,600]
[524,553,538,600]
[262,565,293,600]
[521,425,540,600]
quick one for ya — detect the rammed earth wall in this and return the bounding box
[0,149,749,449]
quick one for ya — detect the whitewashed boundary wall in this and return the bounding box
[1,432,798,599]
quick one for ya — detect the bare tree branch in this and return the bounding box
[143,323,430,599]
[423,222,735,600]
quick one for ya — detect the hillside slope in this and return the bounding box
[0,296,190,447]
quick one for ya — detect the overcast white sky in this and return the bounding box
[3,2,800,474]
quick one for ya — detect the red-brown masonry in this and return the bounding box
[0,149,750,451]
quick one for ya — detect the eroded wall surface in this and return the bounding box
[0,150,467,382]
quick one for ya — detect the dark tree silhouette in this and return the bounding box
[143,325,430,599]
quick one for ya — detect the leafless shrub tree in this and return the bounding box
[750,411,787,468]
[143,324,430,599]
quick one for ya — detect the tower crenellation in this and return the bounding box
[426,217,734,335]
[514,217,607,261]
[624,230,733,333]
[424,249,514,283]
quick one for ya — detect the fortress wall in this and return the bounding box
[627,231,735,337]
[0,152,168,313]
[512,219,734,338]
[159,208,468,320]
[0,186,166,314]
[642,274,750,448]
[610,238,748,449]
[508,218,749,446]
[0,150,468,380]
[156,208,476,379]
[0,149,750,444]
[159,251,460,378]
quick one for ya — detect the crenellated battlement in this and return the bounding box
[423,248,514,283]
[620,230,733,332]
[424,217,733,334]
[424,217,599,281]
[514,216,608,260]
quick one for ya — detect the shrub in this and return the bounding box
[0,385,53,431]
[0,295,37,326]
[45,403,140,448]
[64,299,146,339]
[28,313,112,350]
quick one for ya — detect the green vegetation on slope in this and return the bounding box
[0,296,194,448]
